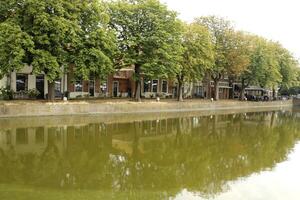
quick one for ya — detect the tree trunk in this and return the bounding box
[214,79,219,101]
[240,79,247,101]
[48,81,55,101]
[240,87,246,101]
[272,87,276,100]
[134,64,141,102]
[228,77,234,99]
[177,76,183,102]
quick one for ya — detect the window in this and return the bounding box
[75,80,83,92]
[144,80,151,93]
[55,79,62,95]
[100,81,107,94]
[16,74,28,91]
[152,80,158,93]
[162,80,168,93]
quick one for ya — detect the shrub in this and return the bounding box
[0,87,14,100]
[27,89,40,99]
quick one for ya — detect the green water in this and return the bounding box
[0,109,300,200]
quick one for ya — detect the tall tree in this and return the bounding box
[0,0,116,100]
[257,40,282,98]
[176,23,214,101]
[107,0,182,101]
[225,31,252,100]
[195,16,233,100]
[0,21,33,79]
[273,43,298,91]
[71,0,117,81]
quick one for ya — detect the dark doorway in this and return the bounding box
[36,75,44,99]
[113,81,119,97]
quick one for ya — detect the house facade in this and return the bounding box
[0,66,67,99]
[0,67,175,99]
[0,66,276,100]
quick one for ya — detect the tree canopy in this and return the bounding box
[0,0,116,100]
[176,22,214,101]
[0,1,299,101]
[107,0,183,101]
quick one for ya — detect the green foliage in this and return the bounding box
[175,22,214,101]
[72,0,117,80]
[274,43,299,89]
[0,21,33,78]
[0,87,14,100]
[226,31,252,76]
[178,22,214,82]
[27,88,40,98]
[0,0,116,84]
[195,16,234,80]
[1,1,299,100]
[107,0,183,78]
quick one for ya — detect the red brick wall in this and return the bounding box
[107,75,114,97]
[83,80,89,93]
[95,79,100,93]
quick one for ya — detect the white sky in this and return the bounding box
[161,0,300,60]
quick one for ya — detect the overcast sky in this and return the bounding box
[161,0,300,59]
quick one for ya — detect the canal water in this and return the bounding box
[0,109,299,200]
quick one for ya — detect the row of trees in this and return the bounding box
[0,0,299,101]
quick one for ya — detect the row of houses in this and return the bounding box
[0,66,274,100]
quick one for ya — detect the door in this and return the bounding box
[113,81,119,97]
[36,75,44,99]
[89,80,95,97]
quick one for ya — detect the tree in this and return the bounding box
[256,40,282,99]
[71,0,117,82]
[273,43,298,91]
[107,0,182,101]
[176,23,214,101]
[195,16,233,100]
[225,31,252,100]
[0,21,33,79]
[237,36,285,100]
[0,0,115,100]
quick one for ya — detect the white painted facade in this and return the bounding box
[0,66,69,99]
[0,76,7,88]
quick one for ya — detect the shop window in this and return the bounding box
[152,80,158,93]
[16,74,28,91]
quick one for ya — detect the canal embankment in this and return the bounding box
[0,99,293,118]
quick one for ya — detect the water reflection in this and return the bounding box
[0,111,299,199]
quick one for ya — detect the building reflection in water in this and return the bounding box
[0,111,299,198]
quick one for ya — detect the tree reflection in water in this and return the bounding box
[0,111,299,199]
